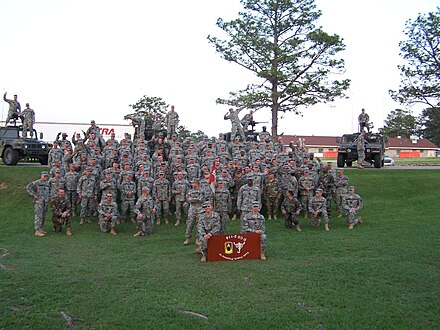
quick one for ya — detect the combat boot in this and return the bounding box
[324,224,330,231]
[130,217,136,223]
[40,228,47,234]
[358,217,363,224]
[174,220,180,227]
[35,229,45,237]
[80,218,85,225]
[194,245,202,254]
[268,215,272,220]
[72,211,76,217]
[183,238,190,246]
[156,220,160,225]
[195,239,200,245]
[86,218,92,224]
[133,231,142,237]
[200,252,207,263]
[273,214,277,220]
[348,224,354,230]
[338,212,342,219]
[66,228,72,236]
[110,228,117,236]
[260,251,267,261]
[295,224,302,232]
[357,165,364,169]
[231,214,236,221]
[304,213,308,219]
[164,217,169,225]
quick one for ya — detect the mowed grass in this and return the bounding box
[1,166,440,329]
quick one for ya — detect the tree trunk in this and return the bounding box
[271,105,278,141]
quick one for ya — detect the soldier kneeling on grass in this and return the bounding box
[343,186,364,230]
[195,201,221,263]
[98,193,118,236]
[308,188,330,231]
[51,188,72,236]
[240,201,267,261]
[133,187,156,237]
[281,190,302,232]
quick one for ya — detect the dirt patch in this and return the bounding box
[0,182,7,189]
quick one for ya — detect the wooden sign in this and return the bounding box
[207,233,261,262]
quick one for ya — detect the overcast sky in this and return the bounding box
[1,0,438,139]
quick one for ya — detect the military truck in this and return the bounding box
[0,126,52,166]
[336,132,386,168]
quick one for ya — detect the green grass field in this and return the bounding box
[1,166,439,329]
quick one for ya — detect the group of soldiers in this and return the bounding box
[25,107,364,262]
[3,92,36,137]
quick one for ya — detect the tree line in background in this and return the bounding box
[129,2,439,147]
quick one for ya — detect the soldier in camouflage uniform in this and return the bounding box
[64,163,79,216]
[281,190,302,231]
[133,187,156,237]
[165,105,179,137]
[119,173,137,223]
[319,168,335,216]
[98,193,118,235]
[298,169,315,219]
[241,202,267,261]
[172,171,190,226]
[343,186,364,230]
[264,171,282,220]
[100,170,117,200]
[214,180,232,233]
[237,175,261,221]
[48,169,65,202]
[230,170,246,221]
[77,167,98,224]
[308,188,329,231]
[21,103,35,138]
[3,92,21,126]
[153,171,170,225]
[335,169,349,218]
[195,201,222,262]
[137,169,155,198]
[183,180,205,245]
[224,108,246,142]
[26,171,50,237]
[51,188,72,236]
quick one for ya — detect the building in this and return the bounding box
[281,135,439,158]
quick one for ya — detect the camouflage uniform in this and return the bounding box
[26,176,50,231]
[230,173,246,218]
[298,174,315,216]
[343,192,363,226]
[64,170,79,215]
[152,176,170,223]
[98,198,119,232]
[77,172,97,219]
[263,176,281,218]
[319,170,335,215]
[119,177,137,221]
[3,93,21,125]
[197,210,222,253]
[335,173,349,215]
[21,105,35,138]
[51,193,72,232]
[214,185,232,233]
[281,196,302,228]
[240,211,267,253]
[165,108,179,136]
[172,178,190,221]
[48,175,65,201]
[134,193,156,235]
[224,109,246,142]
[308,194,329,226]
[237,183,261,220]
[184,187,205,240]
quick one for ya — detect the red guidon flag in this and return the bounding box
[209,158,216,193]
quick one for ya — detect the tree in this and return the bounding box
[128,95,169,124]
[379,109,418,138]
[389,8,440,107]
[208,0,350,139]
[418,107,440,146]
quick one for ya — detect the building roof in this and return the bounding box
[281,135,439,149]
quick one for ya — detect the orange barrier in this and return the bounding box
[323,151,338,158]
[399,151,420,158]
[207,233,261,262]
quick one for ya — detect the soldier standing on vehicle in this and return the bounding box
[26,171,50,237]
[21,103,35,138]
[358,108,370,133]
[165,105,179,138]
[3,92,21,126]
[224,108,246,142]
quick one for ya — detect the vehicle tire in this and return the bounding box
[374,154,382,168]
[346,161,353,167]
[39,156,49,166]
[337,154,345,167]
[3,147,20,166]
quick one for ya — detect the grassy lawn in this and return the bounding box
[1,166,439,329]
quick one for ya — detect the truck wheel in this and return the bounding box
[374,154,382,168]
[346,161,353,167]
[337,154,345,167]
[3,147,20,165]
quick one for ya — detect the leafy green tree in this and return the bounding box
[390,8,440,107]
[379,109,418,138]
[208,0,350,138]
[418,107,440,146]
[127,95,169,126]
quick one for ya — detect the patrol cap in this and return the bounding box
[141,186,150,192]
[349,186,355,191]
[327,161,332,165]
[91,120,95,124]
[54,169,61,174]
[252,201,260,207]
[190,179,200,184]
[246,174,254,180]
[41,171,49,176]
[202,201,212,208]
[158,171,165,175]
[316,188,323,193]
[304,169,310,173]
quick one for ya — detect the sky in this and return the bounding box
[0,0,439,140]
